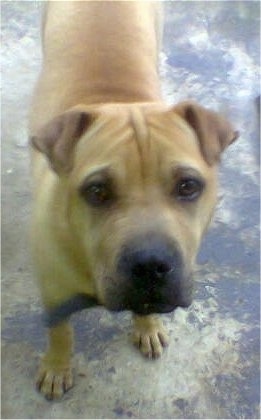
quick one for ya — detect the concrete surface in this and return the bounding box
[1,1,260,419]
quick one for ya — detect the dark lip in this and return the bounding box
[44,294,100,327]
[108,294,193,314]
[131,303,177,315]
[105,293,193,314]
[106,300,178,315]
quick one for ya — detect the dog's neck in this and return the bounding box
[78,80,161,106]
[44,294,100,327]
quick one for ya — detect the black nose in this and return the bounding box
[116,235,189,315]
[131,254,173,285]
[119,235,179,288]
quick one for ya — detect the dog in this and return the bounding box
[29,1,238,400]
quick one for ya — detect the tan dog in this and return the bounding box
[29,1,238,400]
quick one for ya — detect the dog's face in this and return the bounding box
[31,102,238,315]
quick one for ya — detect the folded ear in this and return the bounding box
[173,101,239,165]
[30,109,95,174]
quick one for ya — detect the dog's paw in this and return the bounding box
[36,362,73,400]
[132,315,169,359]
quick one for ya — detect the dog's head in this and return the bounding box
[31,102,238,315]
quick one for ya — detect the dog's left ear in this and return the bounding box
[30,109,96,174]
[173,101,239,165]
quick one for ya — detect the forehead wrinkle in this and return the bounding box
[129,107,150,179]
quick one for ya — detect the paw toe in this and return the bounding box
[36,366,73,400]
[133,321,169,359]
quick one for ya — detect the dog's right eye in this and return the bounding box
[80,181,114,207]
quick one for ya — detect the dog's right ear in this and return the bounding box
[30,110,96,174]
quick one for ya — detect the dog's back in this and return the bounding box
[30,1,162,135]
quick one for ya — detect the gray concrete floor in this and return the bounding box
[1,1,260,419]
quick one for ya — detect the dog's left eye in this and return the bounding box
[176,178,204,201]
[80,182,114,207]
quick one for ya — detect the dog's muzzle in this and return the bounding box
[43,235,193,326]
[111,234,193,315]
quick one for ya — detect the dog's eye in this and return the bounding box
[80,182,114,207]
[176,178,204,201]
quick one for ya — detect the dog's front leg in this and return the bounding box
[36,321,74,400]
[132,314,170,359]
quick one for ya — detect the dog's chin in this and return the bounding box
[105,298,192,315]
[101,274,194,315]
[131,302,177,315]
[130,297,193,315]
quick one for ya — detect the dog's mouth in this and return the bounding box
[102,280,193,315]
[105,296,192,315]
[44,267,193,326]
[126,301,177,315]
